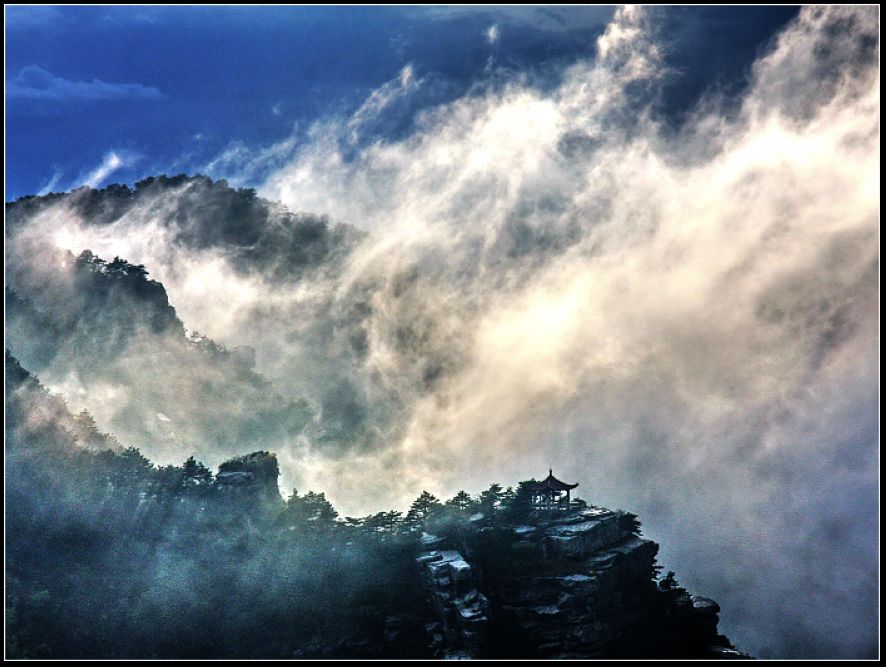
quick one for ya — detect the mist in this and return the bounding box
[5,6,879,658]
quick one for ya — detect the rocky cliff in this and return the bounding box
[414,508,746,659]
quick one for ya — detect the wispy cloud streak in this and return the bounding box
[7,65,163,101]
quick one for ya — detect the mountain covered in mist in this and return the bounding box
[6,177,366,464]
[5,175,459,468]
[6,351,744,658]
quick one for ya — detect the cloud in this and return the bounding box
[346,64,423,143]
[7,6,879,658]
[200,124,300,185]
[485,24,499,45]
[7,65,163,101]
[421,6,615,35]
[259,6,880,657]
[82,151,127,187]
[37,170,64,196]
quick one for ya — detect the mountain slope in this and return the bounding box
[5,353,744,659]
[5,246,313,466]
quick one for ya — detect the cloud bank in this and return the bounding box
[8,6,879,658]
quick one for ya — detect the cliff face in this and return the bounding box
[415,509,745,659]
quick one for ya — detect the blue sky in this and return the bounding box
[6,6,799,200]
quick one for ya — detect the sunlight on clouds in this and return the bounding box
[7,6,879,657]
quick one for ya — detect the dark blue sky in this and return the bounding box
[5,6,799,200]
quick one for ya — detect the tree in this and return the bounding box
[479,483,505,515]
[74,409,97,431]
[154,464,184,492]
[659,571,680,591]
[617,511,642,535]
[360,513,386,534]
[182,456,213,487]
[302,491,339,524]
[107,257,131,275]
[380,510,403,533]
[280,489,339,529]
[445,490,476,514]
[502,480,537,522]
[404,491,442,531]
[105,447,153,488]
[75,249,105,271]
[280,489,310,525]
[360,511,402,535]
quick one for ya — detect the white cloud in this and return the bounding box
[485,24,499,45]
[346,64,422,144]
[83,151,125,188]
[200,124,300,185]
[255,7,875,656]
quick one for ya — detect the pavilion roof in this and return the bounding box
[531,470,579,492]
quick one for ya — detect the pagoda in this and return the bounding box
[531,469,579,511]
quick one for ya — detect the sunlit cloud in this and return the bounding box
[5,6,879,659]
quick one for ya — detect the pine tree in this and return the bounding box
[479,483,504,514]
[404,491,442,531]
[182,456,213,486]
[280,490,339,529]
[502,480,537,522]
[445,490,475,514]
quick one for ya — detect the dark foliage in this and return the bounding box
[4,353,429,658]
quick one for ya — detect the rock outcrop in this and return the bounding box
[215,451,284,510]
[416,508,745,659]
[416,539,491,658]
